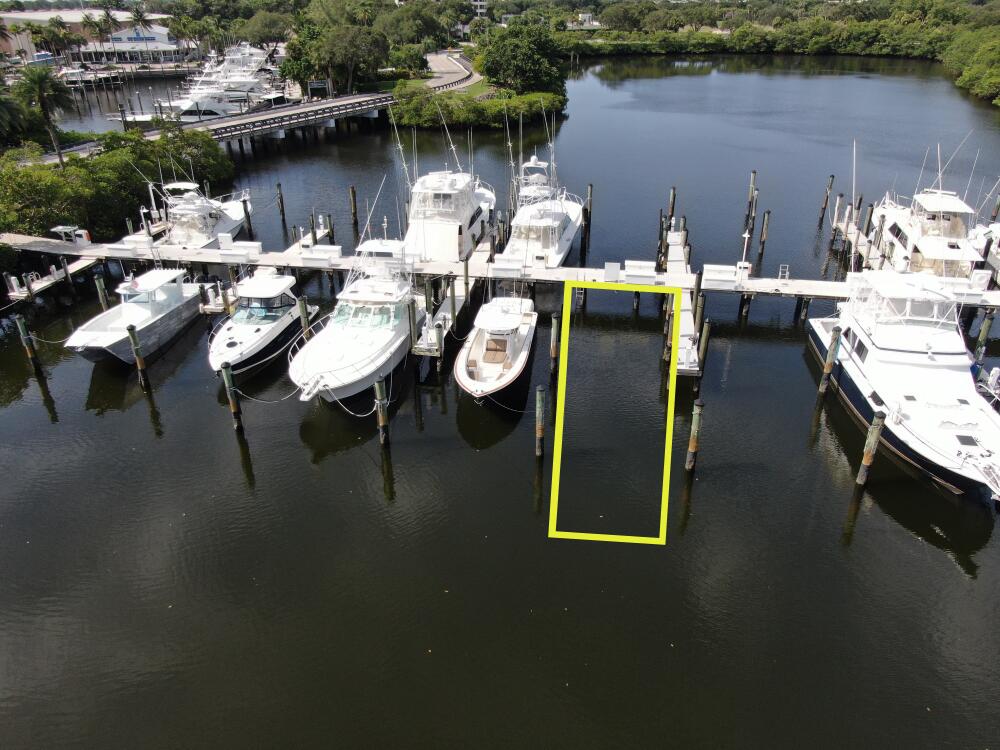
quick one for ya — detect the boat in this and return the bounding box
[208,269,318,375]
[517,154,557,206]
[501,191,584,270]
[454,296,537,398]
[402,170,496,262]
[855,189,984,278]
[807,270,1000,504]
[287,254,424,403]
[65,268,201,364]
[159,182,249,248]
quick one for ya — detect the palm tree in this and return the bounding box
[0,86,24,144]
[7,23,25,60]
[81,13,105,63]
[13,66,74,167]
[128,3,154,65]
[101,8,122,66]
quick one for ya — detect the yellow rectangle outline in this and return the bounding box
[548,281,682,545]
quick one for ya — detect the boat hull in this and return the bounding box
[211,311,315,376]
[315,337,410,403]
[807,324,992,504]
[72,294,201,365]
[454,326,536,399]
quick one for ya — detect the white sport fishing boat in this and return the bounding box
[859,189,983,277]
[808,270,1000,503]
[402,170,496,262]
[208,269,318,375]
[502,192,583,269]
[454,296,536,398]
[159,182,250,248]
[66,268,201,364]
[288,252,424,403]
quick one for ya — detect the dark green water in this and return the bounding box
[4,56,1000,747]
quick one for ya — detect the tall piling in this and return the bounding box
[818,326,842,394]
[59,256,76,299]
[374,378,390,445]
[221,361,243,432]
[349,185,358,227]
[685,399,705,471]
[276,182,286,224]
[241,198,254,240]
[550,314,560,375]
[298,295,312,340]
[535,386,545,457]
[126,324,149,392]
[757,209,771,261]
[819,175,834,225]
[15,315,39,370]
[95,275,109,311]
[976,312,993,363]
[856,411,886,486]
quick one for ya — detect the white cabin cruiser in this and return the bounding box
[502,191,583,269]
[159,183,249,248]
[861,189,983,277]
[66,269,201,364]
[208,269,318,375]
[402,171,496,262]
[287,258,424,403]
[454,296,537,398]
[808,270,1000,503]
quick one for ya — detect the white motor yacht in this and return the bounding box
[454,296,537,398]
[808,270,1000,503]
[858,189,983,277]
[160,182,250,248]
[208,269,318,375]
[288,258,424,403]
[502,191,583,269]
[402,171,496,262]
[66,269,201,364]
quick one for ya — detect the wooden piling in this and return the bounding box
[856,411,886,486]
[799,297,811,322]
[276,182,286,224]
[95,275,109,311]
[633,291,640,311]
[448,275,456,326]
[349,185,358,226]
[697,319,711,373]
[241,198,254,239]
[667,186,676,223]
[755,208,770,254]
[976,312,993,363]
[221,361,243,432]
[14,314,39,369]
[327,213,335,244]
[59,256,76,298]
[861,203,874,237]
[126,324,149,392]
[406,297,418,345]
[694,292,706,337]
[819,325,842,394]
[298,295,312,340]
[819,174,834,225]
[374,378,389,445]
[21,273,34,300]
[463,257,470,300]
[309,214,317,246]
[535,386,545,457]
[550,314,559,374]
[854,193,863,216]
[685,399,705,471]
[829,193,843,249]
[662,305,674,361]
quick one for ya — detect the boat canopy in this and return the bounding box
[474,298,532,333]
[163,181,200,193]
[235,273,295,299]
[913,190,974,215]
[120,268,186,293]
[912,236,982,262]
[845,270,959,329]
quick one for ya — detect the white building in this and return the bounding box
[472,0,488,19]
[73,24,191,64]
[0,9,173,61]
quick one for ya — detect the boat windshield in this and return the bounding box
[330,303,398,327]
[511,224,552,247]
[233,294,293,324]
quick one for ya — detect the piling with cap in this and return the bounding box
[349,185,358,226]
[59,256,76,299]
[221,361,243,432]
[298,295,312,340]
[95,275,109,311]
[126,324,149,392]
[549,314,559,374]
[535,385,545,457]
[685,398,705,471]
[757,210,771,260]
[856,411,886,486]
[819,175,835,225]
[15,314,39,369]
[819,325,842,394]
[373,378,390,445]
[667,186,676,224]
[241,198,254,239]
[276,182,286,224]
[407,297,418,346]
[976,311,993,363]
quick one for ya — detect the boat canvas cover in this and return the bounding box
[474,298,532,333]
[913,236,982,262]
